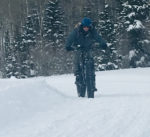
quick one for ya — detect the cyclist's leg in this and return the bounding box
[91,58,97,92]
[75,73,86,97]
[74,52,86,97]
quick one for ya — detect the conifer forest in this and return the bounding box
[0,0,150,78]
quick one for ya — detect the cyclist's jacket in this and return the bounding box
[66,24,107,51]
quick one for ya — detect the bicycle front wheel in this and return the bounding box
[85,59,94,98]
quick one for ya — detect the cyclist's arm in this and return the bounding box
[65,29,76,51]
[92,29,107,50]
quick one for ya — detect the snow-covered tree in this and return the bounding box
[42,0,66,75]
[43,0,65,48]
[4,30,13,78]
[18,9,40,78]
[81,0,100,23]
[119,0,150,68]
[96,3,122,71]
[11,27,22,78]
[82,2,93,18]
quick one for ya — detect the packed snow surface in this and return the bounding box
[1,68,150,137]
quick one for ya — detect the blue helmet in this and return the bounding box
[81,17,92,27]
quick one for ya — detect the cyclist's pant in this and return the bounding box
[73,52,96,90]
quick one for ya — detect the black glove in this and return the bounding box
[66,46,74,51]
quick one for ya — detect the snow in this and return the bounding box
[122,2,132,8]
[143,39,150,44]
[127,20,145,32]
[129,50,136,59]
[127,12,135,18]
[105,4,109,8]
[107,43,112,47]
[136,56,145,66]
[1,68,150,137]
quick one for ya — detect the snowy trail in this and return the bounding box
[1,68,150,137]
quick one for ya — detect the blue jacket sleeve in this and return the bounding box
[92,29,107,50]
[65,29,77,51]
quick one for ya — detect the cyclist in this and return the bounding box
[66,17,107,98]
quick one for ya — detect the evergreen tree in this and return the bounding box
[12,27,22,78]
[96,3,122,71]
[19,9,40,78]
[4,30,13,78]
[43,0,65,48]
[119,0,150,68]
[82,0,100,22]
[42,0,66,75]
[82,2,93,18]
